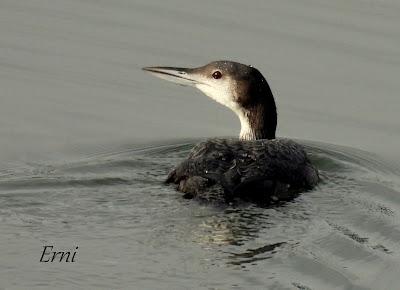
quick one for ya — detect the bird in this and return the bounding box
[142,61,319,203]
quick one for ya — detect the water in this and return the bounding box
[1,140,400,289]
[1,0,400,289]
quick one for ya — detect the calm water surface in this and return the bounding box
[0,0,400,289]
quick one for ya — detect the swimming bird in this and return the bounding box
[143,61,319,203]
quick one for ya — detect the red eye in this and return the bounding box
[212,71,222,79]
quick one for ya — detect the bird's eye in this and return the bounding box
[212,71,222,79]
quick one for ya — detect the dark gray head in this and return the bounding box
[143,61,277,140]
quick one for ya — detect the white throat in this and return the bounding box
[195,83,259,141]
[236,109,257,141]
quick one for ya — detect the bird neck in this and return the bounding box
[238,105,276,140]
[237,84,277,141]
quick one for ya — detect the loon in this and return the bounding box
[143,61,319,203]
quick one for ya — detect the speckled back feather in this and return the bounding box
[166,138,319,202]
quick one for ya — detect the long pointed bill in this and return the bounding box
[142,66,198,86]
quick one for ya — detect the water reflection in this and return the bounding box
[192,206,272,246]
[226,242,286,265]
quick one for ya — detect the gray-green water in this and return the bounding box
[1,0,400,289]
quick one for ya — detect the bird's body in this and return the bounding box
[166,138,318,202]
[143,60,319,202]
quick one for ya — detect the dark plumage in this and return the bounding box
[166,138,318,202]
